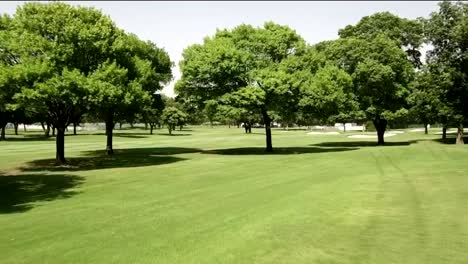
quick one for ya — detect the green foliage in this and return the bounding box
[161,106,188,134]
[423,1,468,127]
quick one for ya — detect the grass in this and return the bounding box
[1,126,468,263]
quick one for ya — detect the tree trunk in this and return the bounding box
[14,122,18,135]
[442,125,447,140]
[0,123,6,140]
[45,123,51,137]
[262,109,273,152]
[373,118,387,145]
[237,123,240,128]
[105,115,114,155]
[168,125,172,135]
[41,121,46,131]
[424,123,428,135]
[145,122,148,130]
[73,122,77,135]
[343,123,346,133]
[456,123,464,145]
[52,127,56,136]
[23,124,26,132]
[179,125,183,131]
[119,122,122,130]
[55,127,66,164]
[150,125,154,135]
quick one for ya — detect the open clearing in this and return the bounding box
[1,127,468,264]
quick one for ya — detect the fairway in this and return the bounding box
[1,127,468,264]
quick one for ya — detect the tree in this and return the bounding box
[320,35,415,144]
[16,69,88,162]
[89,32,172,155]
[161,106,187,135]
[408,67,442,135]
[177,22,306,152]
[338,11,424,68]
[203,100,219,127]
[299,64,362,132]
[142,93,165,135]
[424,0,468,144]
[6,2,125,163]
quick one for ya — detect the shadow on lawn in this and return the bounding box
[0,135,54,142]
[21,147,200,172]
[312,140,420,148]
[0,173,83,214]
[153,133,192,136]
[202,146,357,155]
[433,136,468,144]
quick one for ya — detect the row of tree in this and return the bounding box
[2,1,467,160]
[176,0,468,151]
[0,3,175,163]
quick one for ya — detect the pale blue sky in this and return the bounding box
[1,1,440,96]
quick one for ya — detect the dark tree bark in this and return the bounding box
[41,121,46,131]
[262,109,273,152]
[168,125,172,135]
[45,123,51,137]
[343,123,346,133]
[456,123,464,145]
[150,125,154,135]
[0,123,6,140]
[119,122,122,130]
[424,123,428,135]
[442,125,447,140]
[14,122,18,135]
[52,127,56,136]
[23,124,26,132]
[55,127,66,164]
[145,122,148,130]
[105,113,114,155]
[73,122,77,135]
[373,118,387,145]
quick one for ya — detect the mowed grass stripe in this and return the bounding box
[1,127,468,263]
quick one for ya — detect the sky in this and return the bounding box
[0,1,441,97]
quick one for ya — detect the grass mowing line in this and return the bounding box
[1,127,468,263]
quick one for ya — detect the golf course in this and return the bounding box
[1,127,467,264]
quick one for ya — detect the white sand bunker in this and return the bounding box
[434,130,457,135]
[387,130,405,134]
[307,131,340,135]
[348,133,396,139]
[409,128,425,132]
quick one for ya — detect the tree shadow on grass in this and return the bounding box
[153,133,192,136]
[1,135,54,142]
[433,136,468,144]
[202,146,357,155]
[0,173,83,214]
[114,134,149,139]
[21,147,200,172]
[312,140,420,148]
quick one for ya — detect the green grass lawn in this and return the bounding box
[1,126,468,264]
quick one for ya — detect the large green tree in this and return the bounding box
[320,35,414,144]
[177,22,306,151]
[7,2,120,162]
[424,0,468,144]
